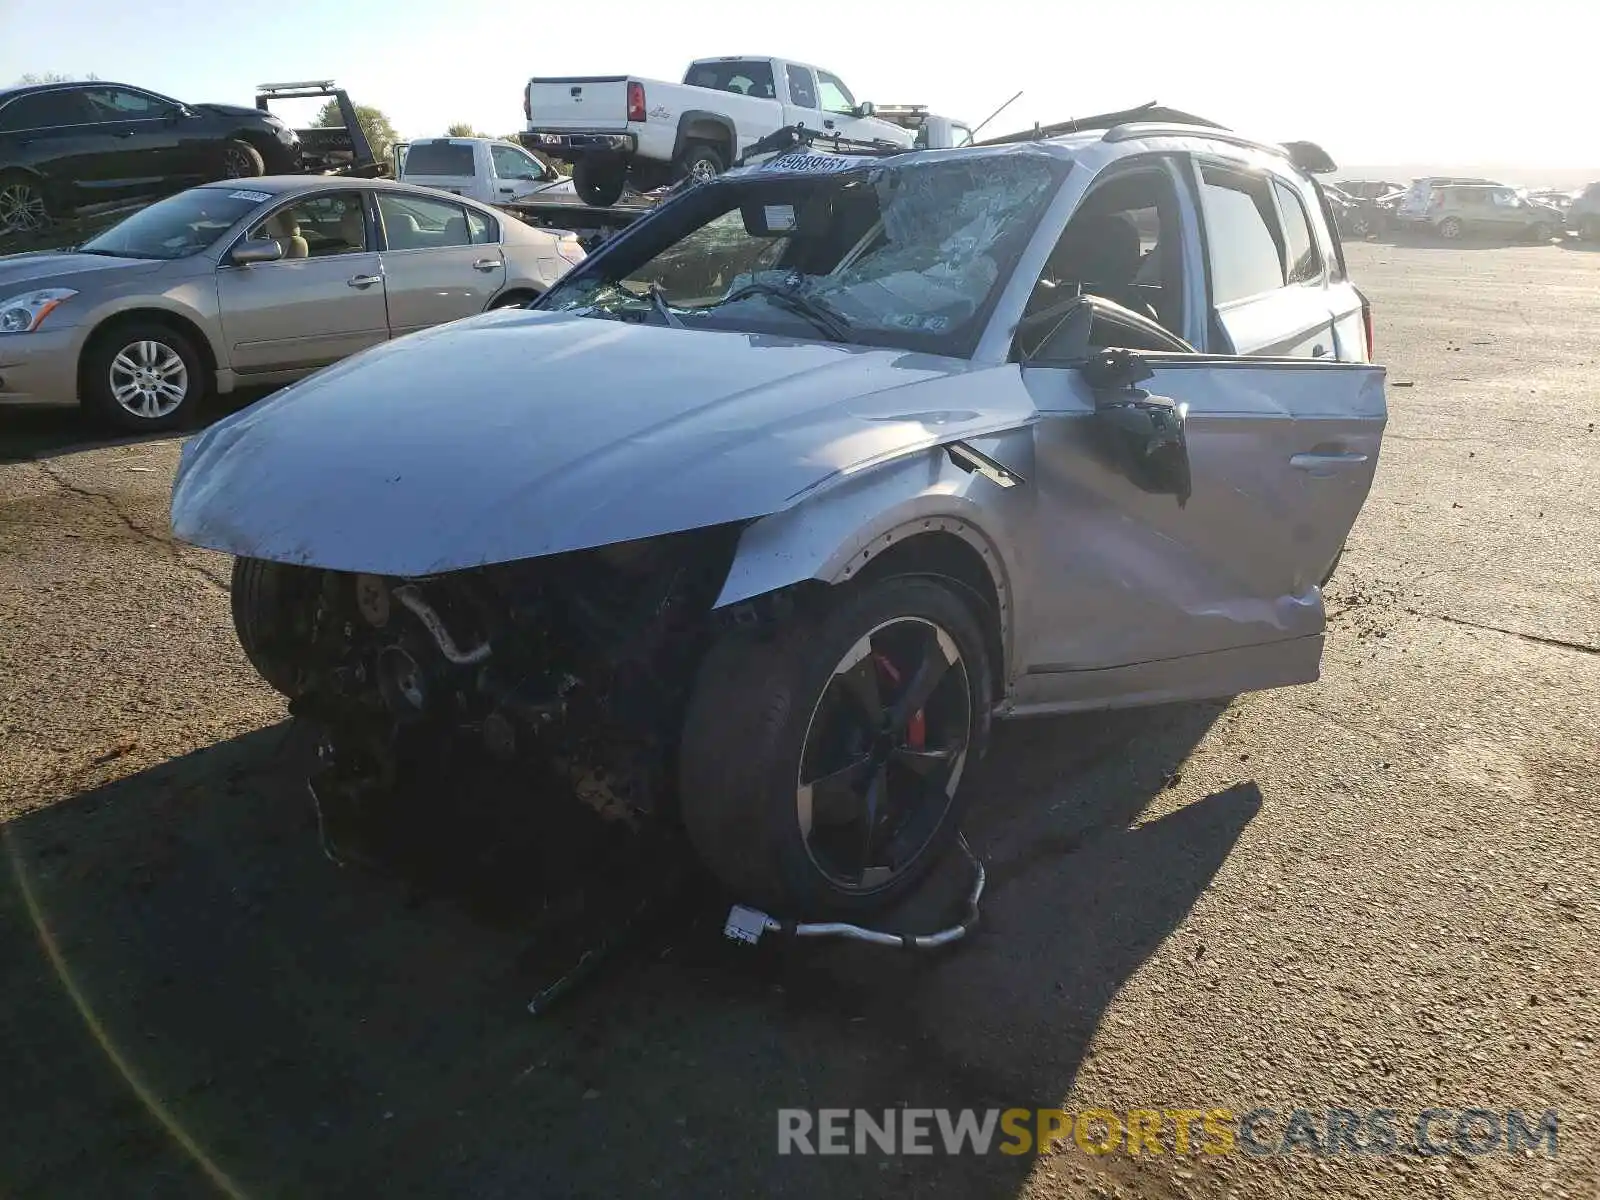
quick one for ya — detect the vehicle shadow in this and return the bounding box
[0,701,1247,1198]
[0,388,273,465]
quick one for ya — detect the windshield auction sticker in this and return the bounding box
[227,190,274,203]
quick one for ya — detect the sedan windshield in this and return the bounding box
[79,187,266,260]
[540,151,1067,356]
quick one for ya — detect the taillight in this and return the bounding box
[627,81,646,123]
[523,85,531,122]
[1361,295,1375,360]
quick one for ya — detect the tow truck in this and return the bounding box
[255,80,391,178]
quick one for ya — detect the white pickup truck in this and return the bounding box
[522,56,916,206]
[396,137,579,207]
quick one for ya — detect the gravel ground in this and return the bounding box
[0,239,1596,1199]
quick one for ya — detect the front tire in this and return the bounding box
[679,577,992,918]
[1437,216,1464,240]
[573,157,626,207]
[231,557,313,698]
[82,322,207,432]
[217,139,266,180]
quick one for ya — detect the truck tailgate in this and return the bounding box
[528,76,630,130]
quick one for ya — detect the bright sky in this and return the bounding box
[4,0,1594,172]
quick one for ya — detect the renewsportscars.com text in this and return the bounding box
[777,1107,1560,1158]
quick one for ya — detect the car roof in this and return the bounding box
[196,175,495,201]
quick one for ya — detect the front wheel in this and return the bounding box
[82,322,207,432]
[216,139,265,180]
[572,157,626,207]
[1437,216,1464,240]
[231,557,316,698]
[679,577,993,918]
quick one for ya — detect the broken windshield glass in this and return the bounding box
[540,151,1068,356]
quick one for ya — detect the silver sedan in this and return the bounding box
[0,176,585,430]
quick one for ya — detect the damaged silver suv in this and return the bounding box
[172,120,1385,920]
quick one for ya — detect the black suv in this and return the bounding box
[0,81,303,236]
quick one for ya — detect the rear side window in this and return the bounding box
[685,60,776,99]
[0,89,93,130]
[403,142,476,177]
[466,208,497,244]
[1272,179,1322,284]
[785,65,818,109]
[379,193,472,250]
[1196,163,1285,304]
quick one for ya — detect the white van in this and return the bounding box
[398,137,579,206]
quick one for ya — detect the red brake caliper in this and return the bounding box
[873,653,926,750]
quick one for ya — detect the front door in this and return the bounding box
[814,69,872,141]
[489,142,556,203]
[375,192,505,336]
[216,189,389,374]
[79,86,186,201]
[1017,355,1384,689]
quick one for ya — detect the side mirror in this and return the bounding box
[855,101,876,118]
[231,238,283,266]
[1081,349,1192,506]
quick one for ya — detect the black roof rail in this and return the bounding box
[1102,124,1339,174]
[975,102,1226,147]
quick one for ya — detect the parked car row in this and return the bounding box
[1326,173,1600,243]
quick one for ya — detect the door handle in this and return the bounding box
[472,258,500,271]
[112,130,135,139]
[1290,452,1369,471]
[823,119,835,129]
[498,186,515,193]
[347,274,381,288]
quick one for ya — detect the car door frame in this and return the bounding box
[998,151,1385,716]
[1182,152,1336,358]
[214,186,391,378]
[489,141,551,202]
[812,67,867,139]
[373,189,506,336]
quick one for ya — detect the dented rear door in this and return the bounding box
[1017,356,1385,678]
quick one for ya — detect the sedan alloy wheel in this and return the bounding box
[109,338,190,421]
[0,179,49,234]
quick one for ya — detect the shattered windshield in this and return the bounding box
[540,152,1067,355]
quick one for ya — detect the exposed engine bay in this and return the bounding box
[251,525,750,828]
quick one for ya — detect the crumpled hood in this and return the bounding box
[171,309,1032,575]
[0,251,161,291]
